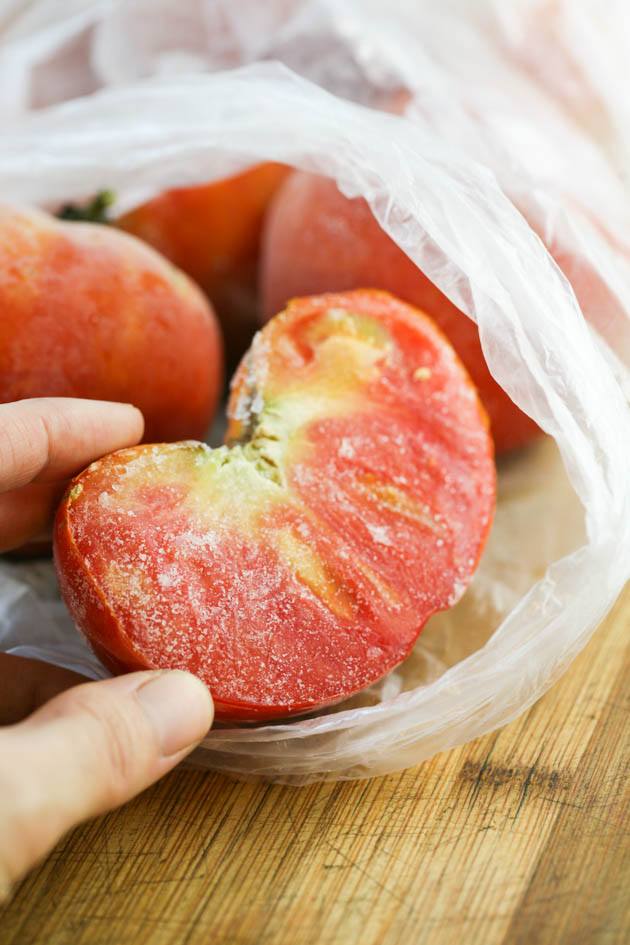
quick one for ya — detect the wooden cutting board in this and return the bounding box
[1,585,628,945]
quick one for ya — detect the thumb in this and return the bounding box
[0,670,213,896]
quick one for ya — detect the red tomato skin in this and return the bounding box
[261,171,541,453]
[0,204,222,442]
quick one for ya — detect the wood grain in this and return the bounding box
[1,586,628,945]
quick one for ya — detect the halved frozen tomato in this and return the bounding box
[55,290,496,721]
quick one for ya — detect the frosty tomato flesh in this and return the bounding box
[55,290,496,721]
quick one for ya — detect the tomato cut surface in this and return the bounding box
[55,290,496,721]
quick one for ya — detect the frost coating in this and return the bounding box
[55,292,495,721]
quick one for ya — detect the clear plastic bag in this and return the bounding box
[0,1,628,782]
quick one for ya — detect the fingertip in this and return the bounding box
[52,397,145,458]
[74,399,145,441]
[135,670,214,758]
[0,397,147,490]
[117,402,145,442]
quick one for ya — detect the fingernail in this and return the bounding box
[136,671,213,757]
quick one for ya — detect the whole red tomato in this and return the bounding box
[0,204,222,443]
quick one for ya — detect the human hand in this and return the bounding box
[0,399,214,899]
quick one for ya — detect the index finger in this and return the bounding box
[0,398,144,493]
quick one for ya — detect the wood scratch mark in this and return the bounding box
[323,839,407,907]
